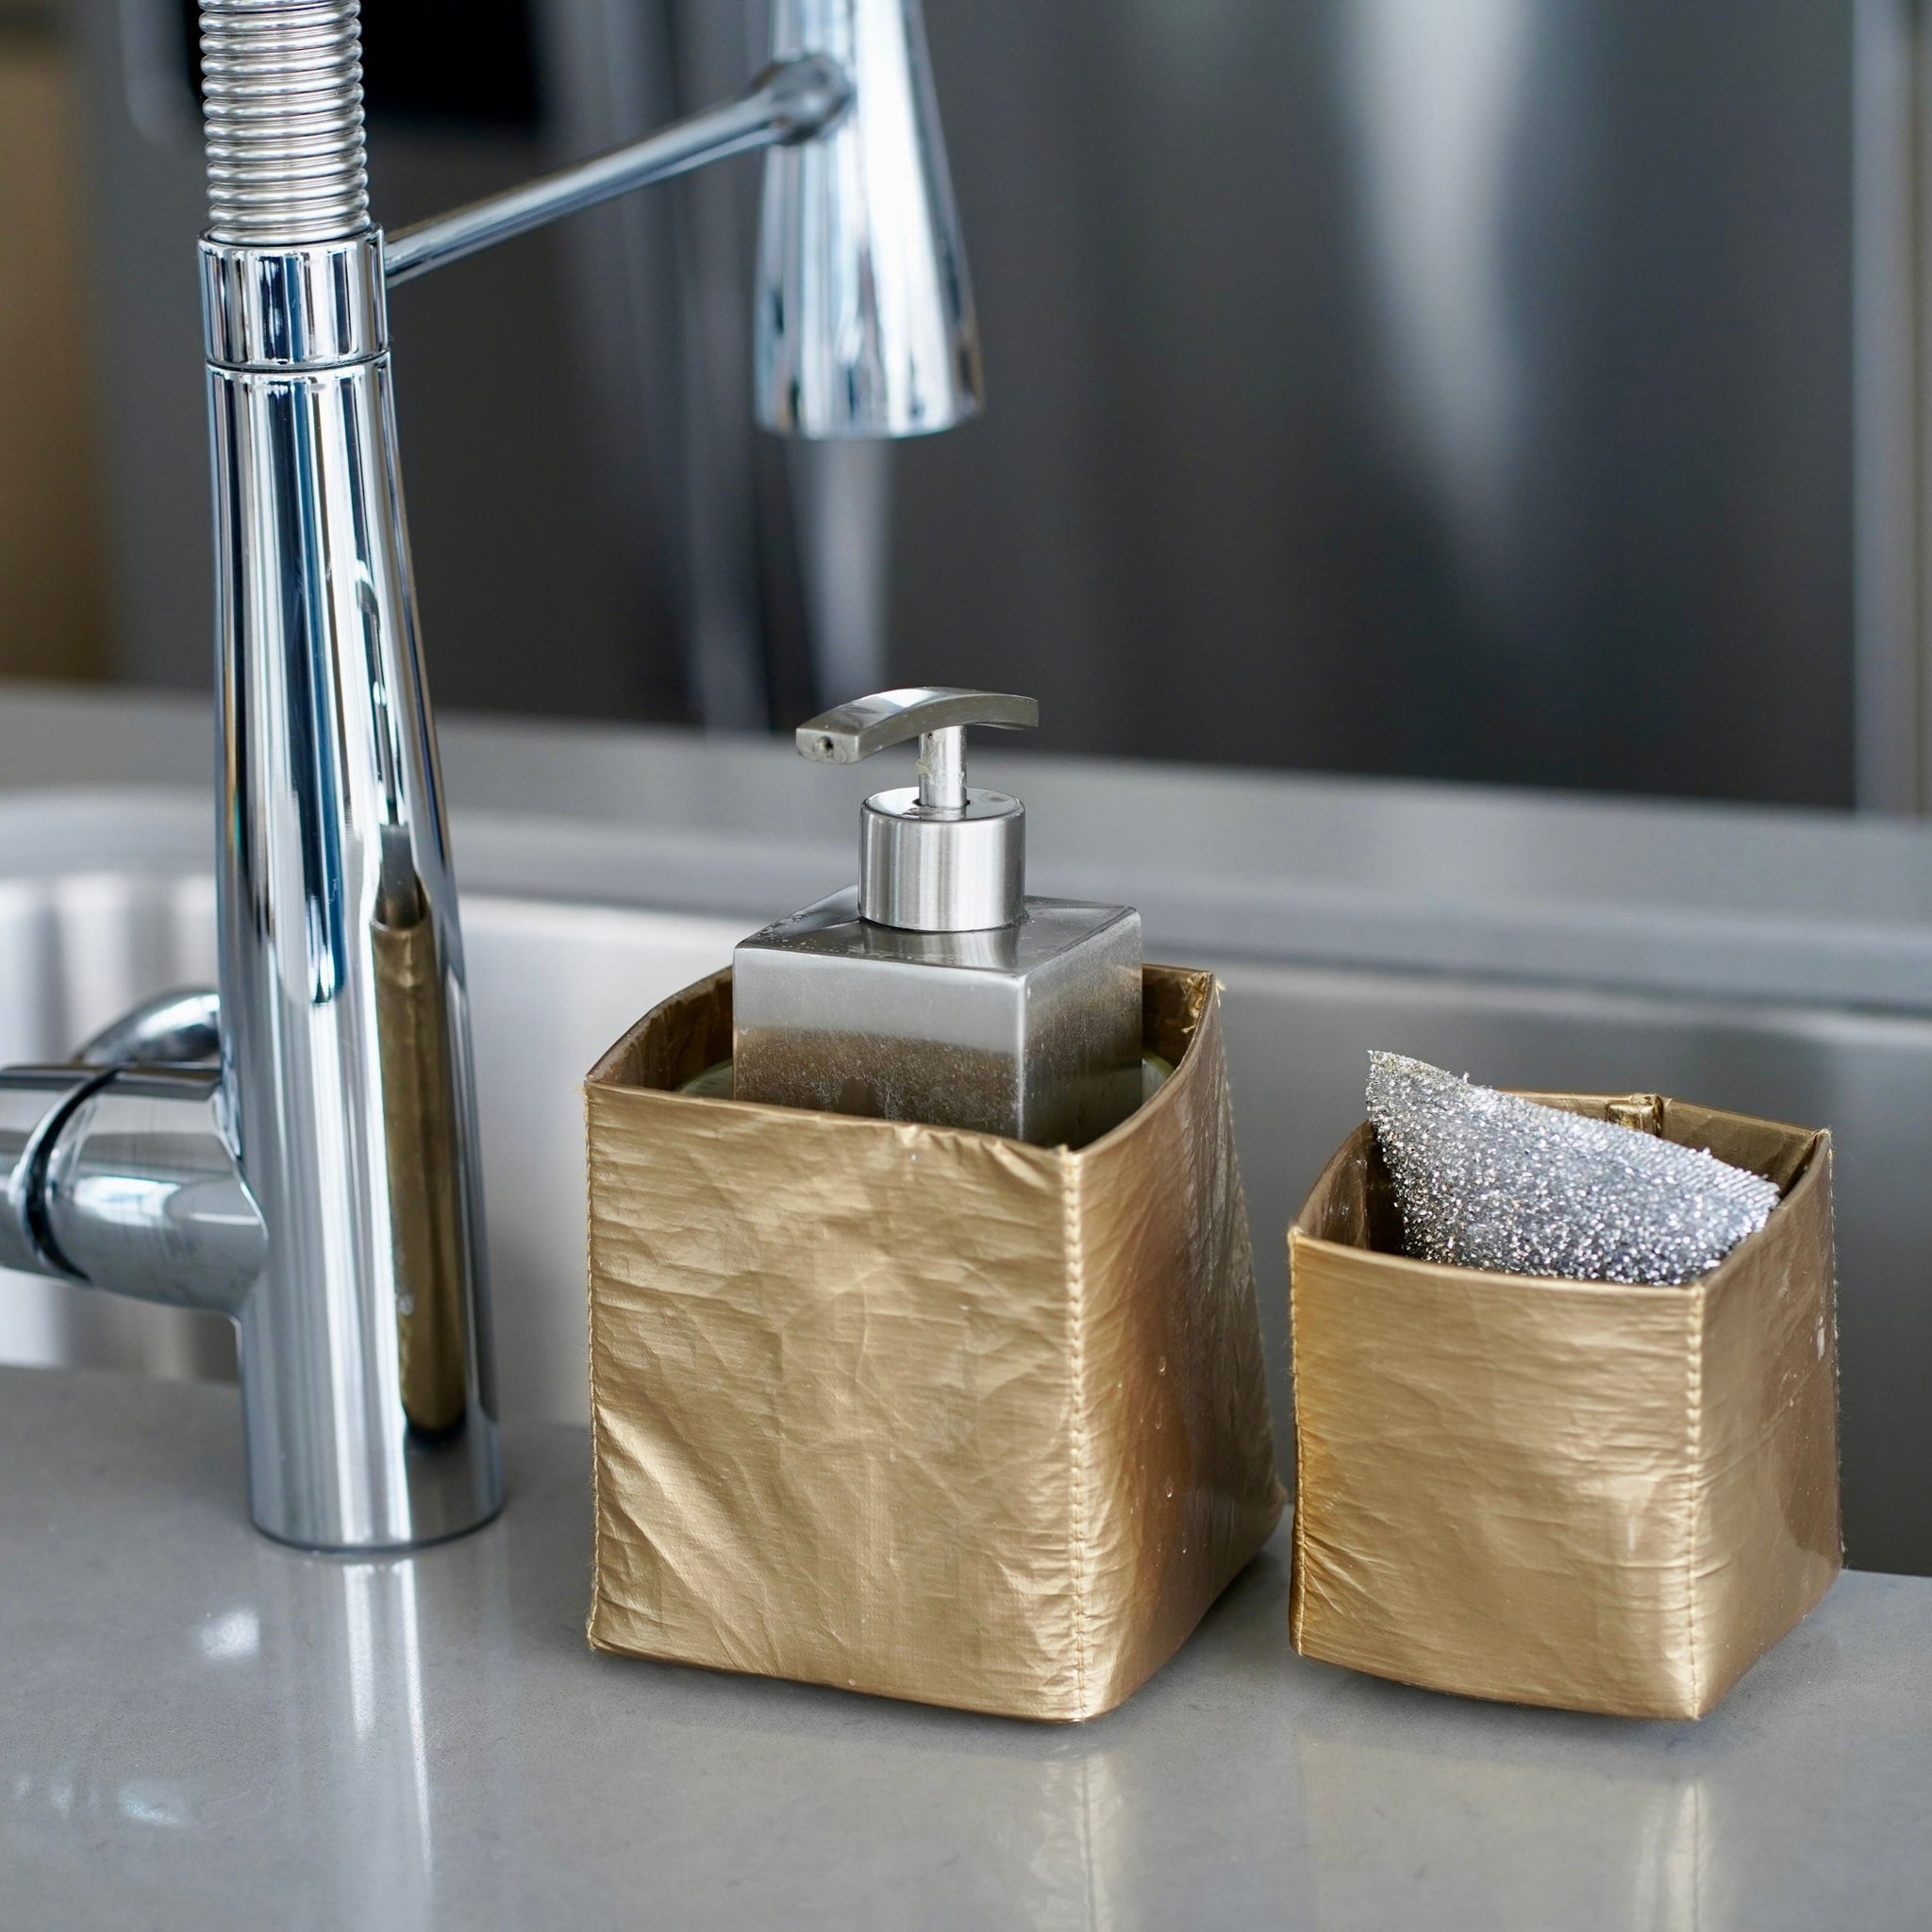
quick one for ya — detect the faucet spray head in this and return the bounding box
[754,0,983,439]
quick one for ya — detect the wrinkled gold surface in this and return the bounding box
[1289,1094,1840,1720]
[586,965,1282,1721]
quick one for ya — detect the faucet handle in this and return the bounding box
[797,687,1036,810]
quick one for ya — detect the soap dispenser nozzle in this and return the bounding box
[797,687,1039,933]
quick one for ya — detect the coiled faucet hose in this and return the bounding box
[199,0,370,244]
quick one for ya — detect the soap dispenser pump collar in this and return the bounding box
[796,687,1038,934]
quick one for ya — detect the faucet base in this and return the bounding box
[247,1484,506,1557]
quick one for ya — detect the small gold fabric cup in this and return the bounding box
[1288,1092,1841,1719]
[585,964,1282,1721]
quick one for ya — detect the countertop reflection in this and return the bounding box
[4,1365,1926,1930]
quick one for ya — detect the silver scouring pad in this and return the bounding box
[1366,1052,1780,1286]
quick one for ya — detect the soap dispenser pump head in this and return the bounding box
[797,687,1037,932]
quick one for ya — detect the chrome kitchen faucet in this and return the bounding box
[0,0,978,1551]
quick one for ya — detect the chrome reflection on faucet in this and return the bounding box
[0,0,980,1550]
[757,0,981,436]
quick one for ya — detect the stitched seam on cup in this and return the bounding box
[1288,1233,1307,1651]
[1064,1154,1089,1713]
[1685,1284,1702,1711]
[584,1084,607,1636]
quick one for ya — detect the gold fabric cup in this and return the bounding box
[585,964,1282,1721]
[1288,1092,1841,1719]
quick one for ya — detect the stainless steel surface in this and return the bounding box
[533,0,770,733]
[198,230,386,368]
[0,1055,263,1319]
[756,0,981,438]
[877,0,1855,801]
[796,685,1038,761]
[1849,0,1932,814]
[917,724,967,811]
[0,1067,102,1276]
[194,0,527,1547]
[196,109,501,1543]
[82,4,1866,803]
[382,55,851,287]
[798,686,1036,930]
[76,988,220,1067]
[197,0,369,245]
[1852,0,1920,809]
[14,682,1932,1016]
[741,687,1141,1140]
[857,788,1024,932]
[733,887,1144,1144]
[41,1066,267,1316]
[13,683,1932,1044]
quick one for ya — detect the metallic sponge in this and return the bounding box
[1366,1052,1781,1286]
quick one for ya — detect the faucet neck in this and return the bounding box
[200,230,388,373]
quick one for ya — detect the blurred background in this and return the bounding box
[0,0,1915,806]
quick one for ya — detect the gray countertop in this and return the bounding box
[16,678,1932,1012]
[6,1365,1929,1930]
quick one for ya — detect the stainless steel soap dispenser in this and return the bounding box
[733,688,1144,1145]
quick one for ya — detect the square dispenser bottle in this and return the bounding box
[732,688,1143,1147]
